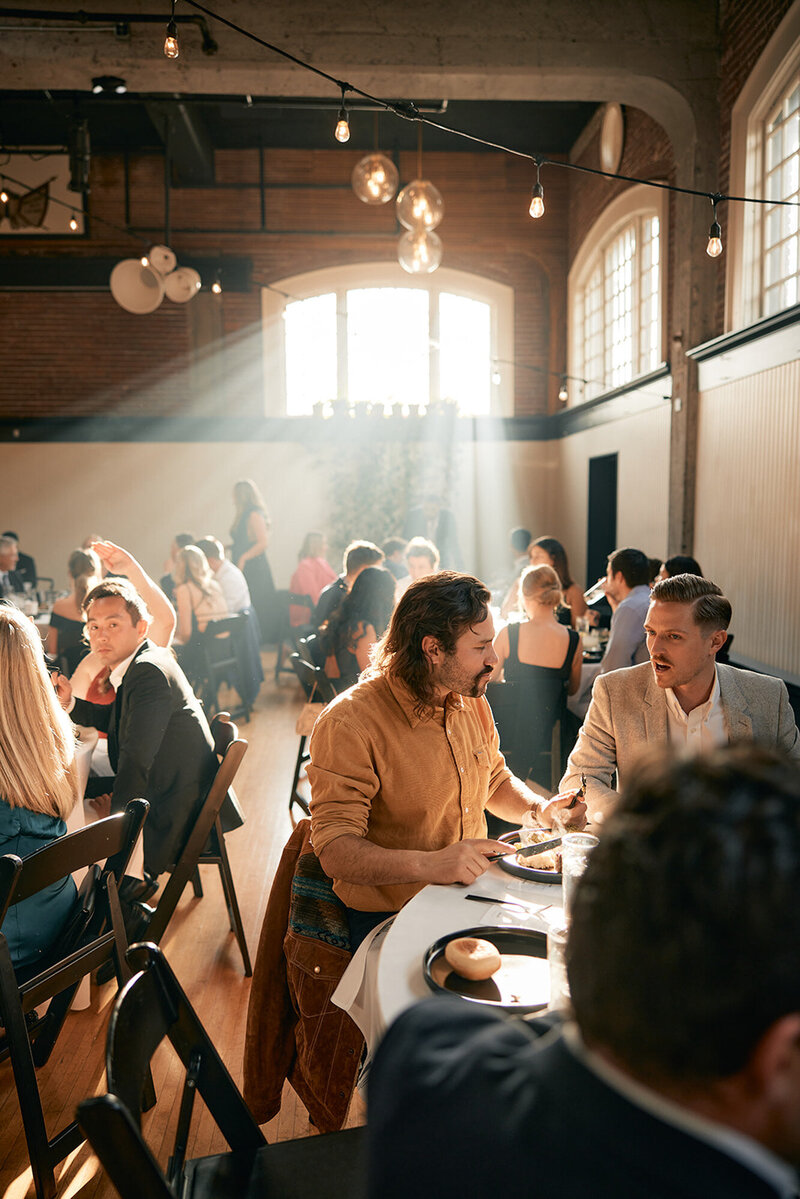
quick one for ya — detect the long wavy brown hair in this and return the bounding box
[368,571,491,716]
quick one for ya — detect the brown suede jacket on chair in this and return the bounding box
[243,818,364,1133]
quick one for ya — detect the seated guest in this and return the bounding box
[561,573,800,822]
[70,539,177,786]
[195,536,251,613]
[658,553,703,580]
[394,536,440,601]
[46,547,101,671]
[321,565,396,690]
[501,535,586,625]
[289,531,337,626]
[509,525,532,572]
[313,540,384,627]
[2,531,36,590]
[0,534,25,599]
[172,546,228,643]
[55,577,239,882]
[403,493,461,570]
[381,536,409,583]
[309,572,585,948]
[596,546,652,673]
[159,531,195,603]
[0,606,79,970]
[368,745,800,1199]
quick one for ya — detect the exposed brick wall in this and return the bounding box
[0,146,570,420]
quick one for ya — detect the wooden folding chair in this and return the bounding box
[78,943,365,1199]
[0,798,149,1199]
[136,713,251,975]
[288,654,337,817]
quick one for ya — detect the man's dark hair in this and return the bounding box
[651,573,731,633]
[343,541,384,575]
[2,531,19,541]
[510,527,532,554]
[607,547,651,589]
[663,554,703,578]
[568,745,800,1084]
[371,571,490,714]
[382,537,407,557]
[174,532,195,550]
[83,578,151,625]
[196,537,223,562]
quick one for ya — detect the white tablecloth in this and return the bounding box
[333,862,565,1070]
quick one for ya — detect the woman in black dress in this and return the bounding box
[230,479,278,643]
[321,566,396,691]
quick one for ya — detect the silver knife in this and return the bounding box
[487,835,562,862]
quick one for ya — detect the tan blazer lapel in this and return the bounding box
[718,665,753,742]
[642,670,669,744]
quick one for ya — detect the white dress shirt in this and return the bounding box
[665,665,727,751]
[215,559,251,614]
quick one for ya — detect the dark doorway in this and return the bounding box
[586,453,618,585]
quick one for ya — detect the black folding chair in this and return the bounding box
[197,612,258,723]
[275,590,314,681]
[136,713,251,975]
[288,654,338,817]
[0,798,149,1199]
[78,943,365,1199]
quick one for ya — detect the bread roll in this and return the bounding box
[444,936,502,980]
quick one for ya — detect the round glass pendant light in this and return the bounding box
[396,179,444,231]
[397,229,443,275]
[351,153,399,205]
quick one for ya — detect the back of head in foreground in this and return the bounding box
[568,745,800,1103]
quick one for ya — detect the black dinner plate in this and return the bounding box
[423,925,549,1012]
[495,830,562,884]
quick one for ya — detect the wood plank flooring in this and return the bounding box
[0,655,365,1199]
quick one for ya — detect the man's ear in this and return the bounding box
[709,628,728,655]
[136,619,150,642]
[421,634,443,665]
[744,1013,800,1105]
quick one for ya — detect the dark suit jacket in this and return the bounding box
[367,1001,785,1199]
[16,552,37,589]
[0,569,25,598]
[71,640,229,876]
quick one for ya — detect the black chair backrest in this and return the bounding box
[78,943,265,1198]
[210,710,236,757]
[297,634,326,667]
[290,653,337,705]
[486,678,567,789]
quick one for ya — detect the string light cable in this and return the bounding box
[174,0,800,240]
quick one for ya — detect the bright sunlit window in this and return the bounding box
[261,264,514,417]
[570,191,662,403]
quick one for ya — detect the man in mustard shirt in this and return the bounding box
[309,571,586,947]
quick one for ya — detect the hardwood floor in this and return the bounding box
[0,655,365,1199]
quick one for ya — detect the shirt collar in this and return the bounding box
[665,663,720,724]
[384,673,464,728]
[563,1024,799,1197]
[109,641,146,690]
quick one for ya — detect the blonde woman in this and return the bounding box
[0,606,80,969]
[491,564,582,791]
[230,478,278,642]
[173,545,228,644]
[46,547,101,666]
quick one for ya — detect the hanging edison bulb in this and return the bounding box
[164,18,179,58]
[397,229,443,275]
[396,180,444,231]
[352,153,399,204]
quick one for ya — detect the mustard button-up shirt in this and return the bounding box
[308,672,511,912]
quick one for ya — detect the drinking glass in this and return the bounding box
[561,832,599,920]
[547,921,570,1012]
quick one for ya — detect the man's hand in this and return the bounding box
[92,539,136,577]
[87,793,112,820]
[539,791,588,830]
[51,670,72,709]
[421,839,510,886]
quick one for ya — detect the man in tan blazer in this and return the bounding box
[561,573,800,822]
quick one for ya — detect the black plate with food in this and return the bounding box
[494,830,562,883]
[423,925,549,1012]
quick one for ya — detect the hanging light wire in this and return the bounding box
[706,194,723,257]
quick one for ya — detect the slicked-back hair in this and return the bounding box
[370,571,491,714]
[607,546,651,588]
[83,578,152,626]
[651,573,731,632]
[568,745,800,1084]
[343,541,384,574]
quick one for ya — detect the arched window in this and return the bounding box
[568,185,665,404]
[261,263,514,416]
[728,4,800,329]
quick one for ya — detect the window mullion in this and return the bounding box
[429,289,439,406]
[337,289,348,401]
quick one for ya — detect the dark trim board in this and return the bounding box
[686,302,800,361]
